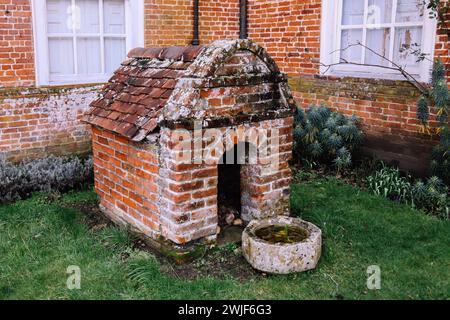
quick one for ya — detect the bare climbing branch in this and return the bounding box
[319,42,431,96]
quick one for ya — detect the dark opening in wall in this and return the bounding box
[218,144,242,228]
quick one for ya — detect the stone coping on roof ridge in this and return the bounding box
[126,39,280,77]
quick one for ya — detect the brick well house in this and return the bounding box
[84,39,295,245]
[1,0,448,172]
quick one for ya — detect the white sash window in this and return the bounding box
[320,0,437,82]
[32,0,144,86]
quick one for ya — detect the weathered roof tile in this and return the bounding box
[84,40,292,142]
[85,43,212,140]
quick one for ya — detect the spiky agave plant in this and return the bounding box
[294,105,363,169]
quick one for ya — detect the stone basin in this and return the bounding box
[242,216,322,274]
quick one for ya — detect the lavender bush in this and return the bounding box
[0,155,93,204]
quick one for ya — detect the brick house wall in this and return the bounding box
[1,0,448,175]
[144,0,239,47]
[0,0,34,87]
[0,0,98,162]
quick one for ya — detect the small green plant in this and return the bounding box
[366,165,413,203]
[293,105,363,170]
[412,176,449,219]
[367,165,449,219]
[429,127,450,185]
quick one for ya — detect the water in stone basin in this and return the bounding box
[254,225,309,244]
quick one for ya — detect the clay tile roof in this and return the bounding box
[84,45,205,141]
[83,39,287,142]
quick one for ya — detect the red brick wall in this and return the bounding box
[144,0,239,47]
[0,86,98,162]
[0,0,35,88]
[92,127,161,238]
[0,1,95,162]
[144,0,193,47]
[248,0,321,76]
[435,0,450,81]
[199,0,239,43]
[158,117,293,244]
[93,116,292,246]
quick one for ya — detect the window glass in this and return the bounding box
[396,0,424,23]
[342,0,364,25]
[365,28,391,66]
[105,38,126,73]
[44,0,128,82]
[367,0,392,24]
[393,26,423,67]
[340,29,363,63]
[46,0,71,33]
[337,0,426,73]
[49,38,74,75]
[104,0,125,34]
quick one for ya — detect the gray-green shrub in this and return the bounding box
[0,155,93,204]
[294,105,363,170]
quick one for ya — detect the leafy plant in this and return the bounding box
[367,165,449,219]
[412,176,449,219]
[366,165,413,203]
[0,154,26,203]
[0,155,93,204]
[294,105,363,170]
[416,60,450,185]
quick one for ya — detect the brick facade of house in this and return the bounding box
[1,0,448,174]
[0,0,97,161]
[0,0,35,87]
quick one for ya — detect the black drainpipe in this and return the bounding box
[239,0,248,39]
[193,0,247,44]
[192,0,200,45]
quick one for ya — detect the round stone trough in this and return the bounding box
[242,216,322,274]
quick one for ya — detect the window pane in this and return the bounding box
[368,0,392,24]
[365,28,390,66]
[393,26,423,68]
[104,0,125,34]
[342,0,364,25]
[77,37,101,74]
[77,0,100,33]
[340,29,363,63]
[105,38,126,73]
[49,38,74,75]
[47,0,71,33]
[396,0,424,23]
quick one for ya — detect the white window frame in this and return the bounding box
[320,0,437,83]
[32,0,144,86]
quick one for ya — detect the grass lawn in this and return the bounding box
[0,177,449,300]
